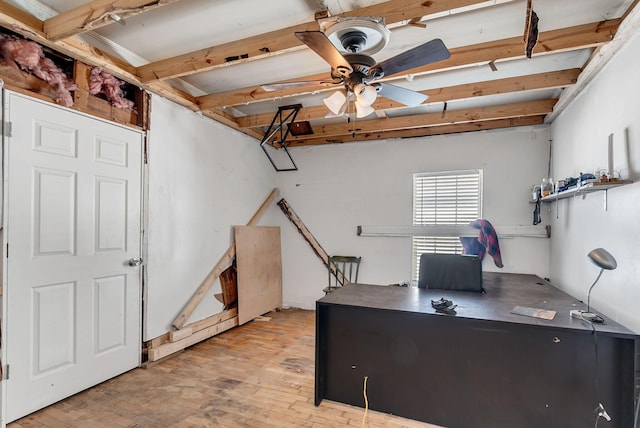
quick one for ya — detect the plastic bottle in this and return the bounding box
[541,178,554,197]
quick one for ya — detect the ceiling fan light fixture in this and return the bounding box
[355,102,375,118]
[354,83,377,106]
[323,91,347,115]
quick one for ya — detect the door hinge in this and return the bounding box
[3,121,12,137]
[3,364,9,380]
[6,242,8,258]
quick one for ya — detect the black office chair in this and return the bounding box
[324,255,361,294]
[418,253,484,292]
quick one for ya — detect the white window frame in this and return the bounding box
[412,169,483,281]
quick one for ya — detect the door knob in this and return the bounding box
[128,258,143,266]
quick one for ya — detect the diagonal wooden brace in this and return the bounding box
[277,198,346,285]
[171,188,279,329]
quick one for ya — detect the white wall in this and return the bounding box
[145,97,277,340]
[143,51,640,334]
[549,28,640,333]
[277,126,552,309]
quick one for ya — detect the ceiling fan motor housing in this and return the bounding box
[323,16,390,56]
[344,53,383,87]
[340,31,368,53]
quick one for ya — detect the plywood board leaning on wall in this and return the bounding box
[171,188,279,329]
[146,189,279,362]
[235,226,282,325]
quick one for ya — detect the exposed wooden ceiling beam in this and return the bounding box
[138,21,317,83]
[136,0,493,83]
[237,69,579,129]
[0,4,264,141]
[0,1,43,31]
[284,99,556,142]
[197,19,619,110]
[0,3,136,78]
[43,0,180,41]
[286,116,546,146]
[426,18,620,73]
[1,1,628,145]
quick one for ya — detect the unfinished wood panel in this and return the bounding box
[187,307,238,333]
[147,308,238,360]
[235,226,282,325]
[0,54,145,129]
[147,317,238,361]
[43,0,179,41]
[171,188,278,329]
[73,62,143,128]
[0,64,58,100]
[218,263,238,309]
[167,326,192,342]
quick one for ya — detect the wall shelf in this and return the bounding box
[529,180,632,211]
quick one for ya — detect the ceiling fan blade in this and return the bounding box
[377,83,428,107]
[295,31,353,77]
[261,80,339,91]
[375,38,450,78]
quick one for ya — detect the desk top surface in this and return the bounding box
[317,272,638,338]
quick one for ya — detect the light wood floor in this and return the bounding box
[10,308,439,427]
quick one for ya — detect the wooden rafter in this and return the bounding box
[286,116,546,147]
[0,2,264,141]
[136,0,491,83]
[0,3,136,79]
[0,0,633,146]
[237,69,580,129]
[43,0,180,41]
[196,19,619,110]
[283,99,556,142]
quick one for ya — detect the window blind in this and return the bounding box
[412,170,482,280]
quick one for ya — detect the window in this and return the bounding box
[412,170,483,281]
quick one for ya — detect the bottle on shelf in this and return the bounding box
[541,177,554,197]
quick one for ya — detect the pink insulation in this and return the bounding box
[89,67,135,110]
[0,34,77,107]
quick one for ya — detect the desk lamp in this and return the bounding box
[581,248,617,322]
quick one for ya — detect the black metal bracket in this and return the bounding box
[260,104,300,172]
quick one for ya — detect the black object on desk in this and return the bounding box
[418,253,484,292]
[315,273,639,428]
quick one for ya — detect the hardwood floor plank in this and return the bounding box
[10,309,439,428]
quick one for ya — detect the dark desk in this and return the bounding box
[315,273,639,428]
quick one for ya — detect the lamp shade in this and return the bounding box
[323,91,347,115]
[355,102,375,118]
[354,83,377,106]
[584,247,617,317]
[588,248,617,270]
[353,83,377,118]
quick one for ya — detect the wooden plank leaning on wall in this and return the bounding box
[146,188,279,362]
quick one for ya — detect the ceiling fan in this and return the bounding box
[261,18,451,118]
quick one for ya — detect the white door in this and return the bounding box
[3,92,143,422]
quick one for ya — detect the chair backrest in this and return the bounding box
[328,256,361,289]
[418,253,484,292]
